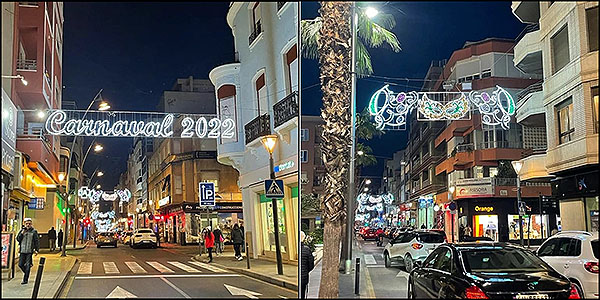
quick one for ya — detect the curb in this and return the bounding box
[191,255,298,291]
[53,257,79,299]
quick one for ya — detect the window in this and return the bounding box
[422,169,429,182]
[473,74,480,80]
[300,150,308,163]
[481,69,492,78]
[465,75,473,82]
[458,77,465,83]
[556,97,574,144]
[301,128,309,141]
[587,7,599,52]
[592,87,599,133]
[200,171,219,192]
[252,2,261,28]
[284,44,298,93]
[423,248,443,269]
[554,238,581,256]
[174,175,182,194]
[433,248,454,273]
[255,73,268,116]
[551,25,570,74]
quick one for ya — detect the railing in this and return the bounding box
[456,143,474,153]
[277,1,286,11]
[249,21,262,45]
[515,23,540,44]
[479,141,523,149]
[16,126,51,146]
[273,91,298,128]
[517,81,543,103]
[17,58,37,71]
[19,2,38,7]
[493,177,517,186]
[244,113,271,144]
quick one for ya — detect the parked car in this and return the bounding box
[408,243,579,299]
[96,232,118,248]
[384,230,446,272]
[130,228,157,248]
[462,235,493,242]
[536,231,599,298]
[362,228,379,241]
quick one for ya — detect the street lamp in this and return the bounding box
[58,173,65,183]
[94,144,104,152]
[512,160,524,246]
[96,184,101,190]
[357,150,364,156]
[260,134,283,276]
[364,187,369,192]
[97,171,104,177]
[365,6,379,19]
[448,186,455,242]
[365,179,371,185]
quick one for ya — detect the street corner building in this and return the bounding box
[209,2,299,265]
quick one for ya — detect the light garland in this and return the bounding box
[79,186,131,203]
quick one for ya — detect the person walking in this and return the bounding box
[48,226,57,252]
[16,218,39,284]
[231,224,244,261]
[213,226,223,255]
[420,223,426,229]
[464,225,472,238]
[203,227,215,263]
[57,229,64,251]
[300,231,314,299]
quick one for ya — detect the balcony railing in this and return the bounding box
[244,114,271,144]
[277,1,286,11]
[479,141,523,149]
[249,21,263,45]
[450,143,474,157]
[493,177,517,186]
[17,58,37,71]
[273,91,298,128]
[517,81,543,103]
[515,23,540,44]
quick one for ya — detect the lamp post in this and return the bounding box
[512,161,524,246]
[260,135,283,275]
[448,186,456,243]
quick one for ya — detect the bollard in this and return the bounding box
[354,257,360,295]
[246,243,250,269]
[31,257,46,299]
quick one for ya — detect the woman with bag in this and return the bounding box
[204,227,215,263]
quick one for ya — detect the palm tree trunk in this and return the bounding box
[317,1,352,298]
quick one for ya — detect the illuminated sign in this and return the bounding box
[158,196,170,207]
[475,206,494,213]
[43,109,235,139]
[274,161,295,172]
[78,186,131,203]
[368,85,515,130]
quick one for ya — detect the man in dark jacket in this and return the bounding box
[231,224,244,260]
[213,227,223,255]
[17,218,39,284]
[300,231,314,299]
[57,229,64,251]
[48,227,57,252]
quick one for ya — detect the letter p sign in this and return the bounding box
[199,182,215,206]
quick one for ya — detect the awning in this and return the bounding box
[27,161,56,184]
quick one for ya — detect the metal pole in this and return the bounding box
[31,257,46,299]
[539,195,543,239]
[527,214,531,248]
[344,1,357,275]
[269,152,284,275]
[517,176,524,246]
[354,257,360,295]
[246,242,251,269]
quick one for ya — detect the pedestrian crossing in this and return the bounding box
[77,260,231,275]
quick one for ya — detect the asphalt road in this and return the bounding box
[357,238,410,298]
[63,241,296,298]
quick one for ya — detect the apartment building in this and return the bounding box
[382,149,407,227]
[209,2,299,263]
[300,115,325,233]
[126,137,153,229]
[512,1,599,232]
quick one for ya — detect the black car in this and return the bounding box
[408,243,580,299]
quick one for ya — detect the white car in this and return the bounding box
[536,231,598,299]
[130,228,158,248]
[383,229,446,272]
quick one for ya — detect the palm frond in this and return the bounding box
[357,10,401,52]
[301,18,322,60]
[355,40,373,76]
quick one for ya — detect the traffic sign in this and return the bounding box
[199,182,215,206]
[265,179,284,199]
[518,201,526,216]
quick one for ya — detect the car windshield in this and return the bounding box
[138,229,153,234]
[418,233,445,243]
[462,247,552,273]
[592,240,599,259]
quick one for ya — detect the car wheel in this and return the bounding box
[384,252,391,268]
[404,254,413,273]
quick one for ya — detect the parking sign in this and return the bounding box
[199,182,215,206]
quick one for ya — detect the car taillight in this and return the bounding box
[584,261,599,273]
[411,243,423,250]
[465,285,488,299]
[568,283,581,299]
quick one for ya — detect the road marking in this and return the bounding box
[363,259,376,298]
[366,265,386,268]
[125,262,147,274]
[78,262,93,274]
[103,262,120,274]
[75,274,240,279]
[146,261,175,273]
[160,277,191,299]
[224,284,262,299]
[106,286,137,298]
[364,254,377,265]
[187,261,227,273]
[167,261,201,273]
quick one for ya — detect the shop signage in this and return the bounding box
[456,177,494,198]
[182,202,242,213]
[27,197,45,210]
[158,196,170,207]
[474,206,493,213]
[2,232,14,269]
[173,151,217,162]
[274,161,295,173]
[540,196,558,214]
[43,109,235,139]
[2,90,17,174]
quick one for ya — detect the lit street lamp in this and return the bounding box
[357,150,364,156]
[260,134,284,276]
[96,184,101,189]
[512,160,524,246]
[365,179,372,185]
[97,171,104,177]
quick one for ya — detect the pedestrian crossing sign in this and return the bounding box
[264,179,284,199]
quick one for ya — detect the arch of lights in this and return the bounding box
[355,193,394,226]
[368,85,515,130]
[78,186,131,203]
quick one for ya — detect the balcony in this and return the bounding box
[518,152,551,181]
[244,114,271,145]
[17,58,37,71]
[249,21,263,46]
[513,24,542,74]
[478,141,523,150]
[16,126,59,180]
[516,81,544,125]
[511,1,540,24]
[273,91,298,128]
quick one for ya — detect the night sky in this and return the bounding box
[62,2,234,189]
[301,1,525,190]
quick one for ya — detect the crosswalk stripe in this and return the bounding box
[364,254,377,265]
[78,262,93,274]
[167,261,202,273]
[103,262,120,274]
[146,261,175,273]
[125,262,147,274]
[187,261,227,273]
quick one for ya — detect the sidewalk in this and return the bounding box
[39,240,89,254]
[192,250,298,291]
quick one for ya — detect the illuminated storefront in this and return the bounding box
[256,185,298,263]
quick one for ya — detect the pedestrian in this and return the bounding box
[300,231,314,299]
[551,228,558,236]
[421,224,426,229]
[213,226,223,255]
[464,225,472,238]
[16,218,39,284]
[376,227,384,246]
[231,223,244,261]
[204,227,215,263]
[57,229,64,251]
[48,226,57,252]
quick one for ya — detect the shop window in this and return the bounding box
[508,214,549,240]
[551,24,570,74]
[260,196,287,253]
[474,215,498,241]
[556,97,574,144]
[587,7,599,52]
[592,87,599,134]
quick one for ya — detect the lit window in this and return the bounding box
[556,97,574,144]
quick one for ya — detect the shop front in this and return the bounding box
[552,167,599,232]
[417,196,434,229]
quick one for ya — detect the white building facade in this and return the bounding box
[209,2,299,264]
